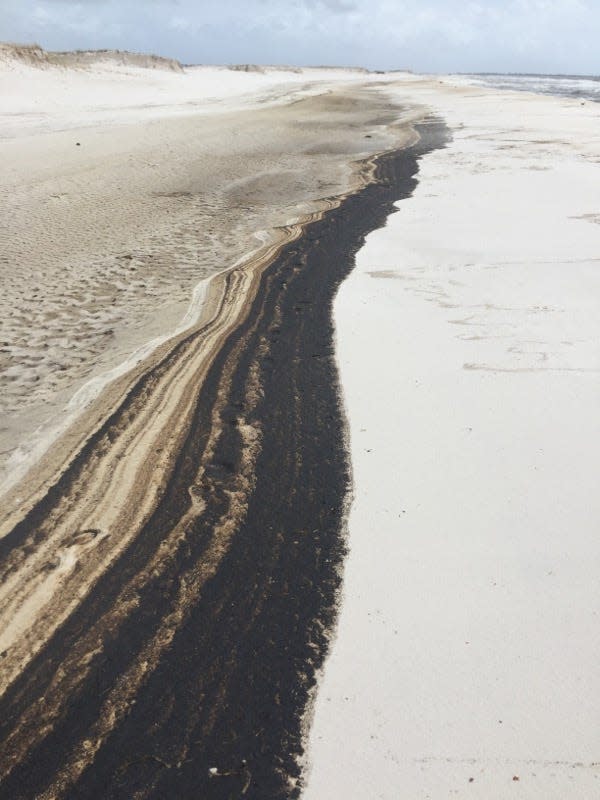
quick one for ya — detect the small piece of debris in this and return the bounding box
[209,767,219,777]
[512,775,520,782]
[469,777,474,783]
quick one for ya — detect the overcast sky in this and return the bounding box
[1,0,599,74]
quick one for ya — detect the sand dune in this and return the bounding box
[0,42,183,72]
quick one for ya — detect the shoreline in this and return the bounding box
[0,123,446,798]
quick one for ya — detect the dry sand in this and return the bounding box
[0,47,413,500]
[303,79,600,798]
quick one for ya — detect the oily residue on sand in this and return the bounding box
[0,120,447,799]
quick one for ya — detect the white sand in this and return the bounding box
[0,49,361,136]
[304,81,600,798]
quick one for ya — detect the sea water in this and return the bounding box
[460,73,600,103]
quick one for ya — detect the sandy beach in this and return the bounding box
[1,43,599,799]
[0,47,411,499]
[0,46,425,798]
[304,81,600,798]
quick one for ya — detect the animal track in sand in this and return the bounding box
[0,208,229,419]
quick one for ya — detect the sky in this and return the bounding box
[1,0,599,74]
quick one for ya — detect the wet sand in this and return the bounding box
[0,123,444,800]
[0,49,429,798]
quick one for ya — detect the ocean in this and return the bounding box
[460,73,600,103]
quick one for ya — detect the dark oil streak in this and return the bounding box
[0,121,448,800]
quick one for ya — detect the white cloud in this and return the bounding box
[1,0,599,73]
[168,16,190,32]
[30,4,52,25]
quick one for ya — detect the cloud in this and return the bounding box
[302,0,358,12]
[30,5,52,25]
[1,0,598,73]
[168,16,190,32]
